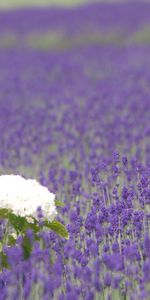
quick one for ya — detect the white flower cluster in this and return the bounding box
[0,175,57,222]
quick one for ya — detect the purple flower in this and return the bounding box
[103,253,124,271]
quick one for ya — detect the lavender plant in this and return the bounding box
[0,2,150,300]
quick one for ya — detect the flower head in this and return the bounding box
[0,175,57,222]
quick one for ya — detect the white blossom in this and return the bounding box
[0,175,57,222]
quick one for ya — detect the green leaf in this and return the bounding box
[45,220,69,239]
[55,200,65,207]
[7,235,16,246]
[8,213,27,234]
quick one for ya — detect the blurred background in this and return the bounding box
[0,0,131,9]
[0,0,91,8]
[0,0,149,181]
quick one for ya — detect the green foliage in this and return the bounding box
[0,206,69,267]
[9,213,27,234]
[55,199,65,207]
[0,204,69,239]
[5,213,39,235]
[7,235,16,246]
[45,220,69,239]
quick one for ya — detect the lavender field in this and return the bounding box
[0,2,150,300]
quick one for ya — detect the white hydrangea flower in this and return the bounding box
[0,175,57,222]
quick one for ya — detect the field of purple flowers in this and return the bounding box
[0,2,150,300]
